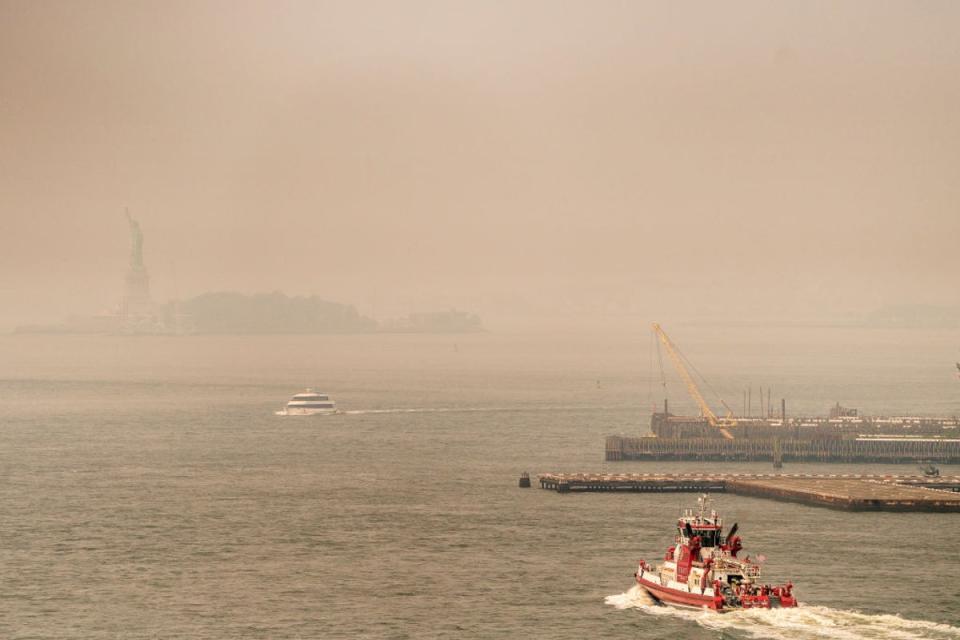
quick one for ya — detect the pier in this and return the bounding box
[537,472,960,512]
[631,324,960,466]
[605,435,960,463]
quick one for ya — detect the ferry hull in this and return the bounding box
[276,408,338,416]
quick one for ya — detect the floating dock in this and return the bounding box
[537,472,960,512]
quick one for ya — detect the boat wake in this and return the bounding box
[339,406,610,415]
[605,586,960,640]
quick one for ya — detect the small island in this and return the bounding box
[12,216,483,335]
[17,291,483,336]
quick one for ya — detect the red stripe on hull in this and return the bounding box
[637,576,721,610]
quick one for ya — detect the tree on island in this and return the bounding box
[160,292,483,335]
[170,291,377,334]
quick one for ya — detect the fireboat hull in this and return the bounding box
[637,576,795,611]
[637,576,722,611]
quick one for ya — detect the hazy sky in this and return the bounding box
[2,0,958,328]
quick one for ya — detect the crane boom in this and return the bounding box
[652,323,734,439]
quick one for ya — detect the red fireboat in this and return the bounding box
[635,495,798,612]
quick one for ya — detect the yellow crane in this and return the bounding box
[652,322,736,439]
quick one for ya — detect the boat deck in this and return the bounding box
[536,473,960,512]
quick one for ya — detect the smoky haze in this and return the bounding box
[1,0,958,330]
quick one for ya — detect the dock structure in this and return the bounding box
[605,435,960,463]
[537,473,960,512]
[636,323,960,465]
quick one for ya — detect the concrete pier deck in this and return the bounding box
[536,473,960,512]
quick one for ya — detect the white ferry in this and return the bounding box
[276,389,338,416]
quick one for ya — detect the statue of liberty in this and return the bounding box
[122,208,152,324]
[126,209,144,268]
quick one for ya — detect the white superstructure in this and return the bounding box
[277,389,337,415]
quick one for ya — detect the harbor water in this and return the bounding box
[1,327,959,639]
